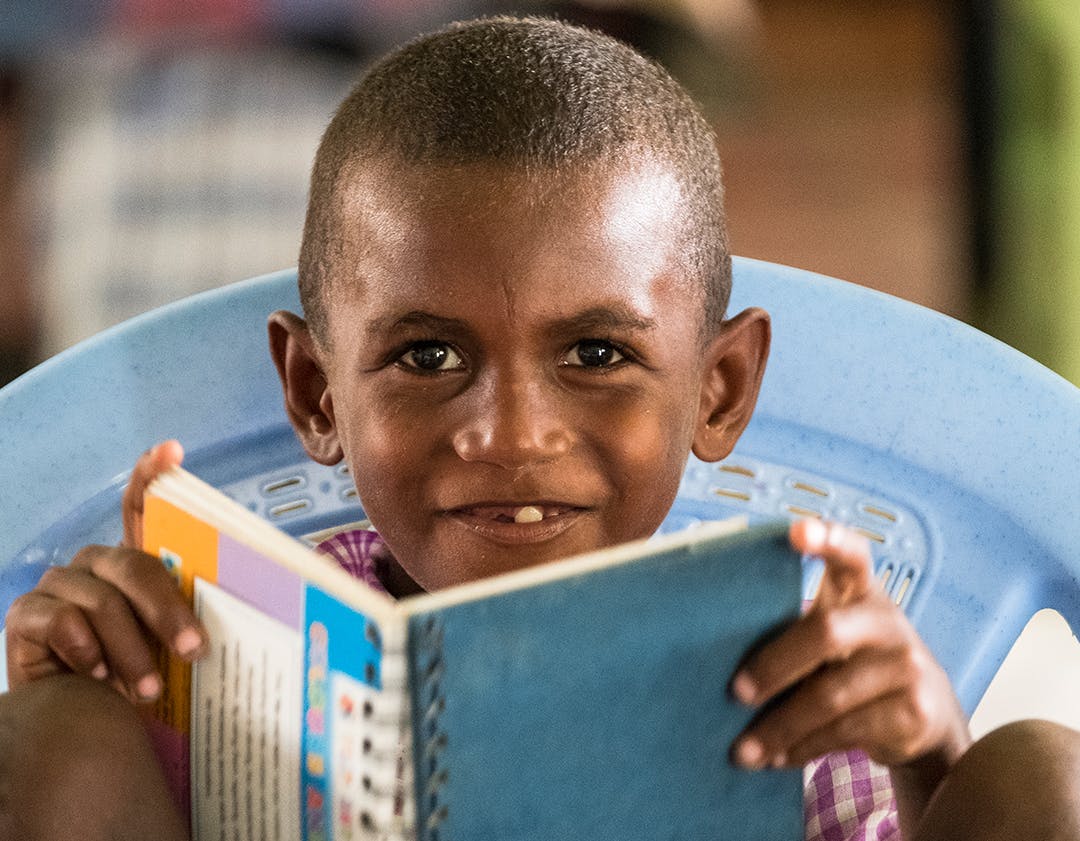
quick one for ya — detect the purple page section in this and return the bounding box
[216,533,304,628]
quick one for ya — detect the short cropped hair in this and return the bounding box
[299,16,731,340]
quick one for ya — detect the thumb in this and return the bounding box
[122,440,184,548]
[791,519,873,610]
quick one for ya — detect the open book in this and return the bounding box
[143,466,805,841]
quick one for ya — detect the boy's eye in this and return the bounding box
[564,340,625,368]
[399,342,465,372]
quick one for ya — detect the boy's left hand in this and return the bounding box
[730,520,971,773]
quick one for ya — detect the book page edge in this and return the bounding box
[148,467,401,628]
[401,516,750,615]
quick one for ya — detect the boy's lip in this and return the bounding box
[449,502,580,521]
[441,502,588,545]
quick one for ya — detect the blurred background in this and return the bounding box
[1,0,1078,386]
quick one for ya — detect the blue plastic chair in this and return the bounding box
[2,257,1078,712]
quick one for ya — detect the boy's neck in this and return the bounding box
[376,550,426,598]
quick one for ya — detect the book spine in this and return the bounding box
[412,616,449,841]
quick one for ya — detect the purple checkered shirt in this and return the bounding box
[315,529,902,841]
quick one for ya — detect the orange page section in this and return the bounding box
[143,494,220,734]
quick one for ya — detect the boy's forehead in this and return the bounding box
[338,154,677,217]
[315,157,708,341]
[330,156,688,271]
[315,156,707,341]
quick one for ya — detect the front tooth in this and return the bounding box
[514,506,544,524]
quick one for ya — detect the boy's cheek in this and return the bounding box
[334,399,421,463]
[604,399,697,470]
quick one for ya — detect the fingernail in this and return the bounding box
[731,671,757,705]
[136,673,162,701]
[174,627,204,658]
[803,518,827,547]
[91,662,108,680]
[735,737,766,769]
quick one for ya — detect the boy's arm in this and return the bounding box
[4,441,207,702]
[732,520,971,839]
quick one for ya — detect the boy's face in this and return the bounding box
[273,160,768,592]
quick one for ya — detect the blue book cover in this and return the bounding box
[404,521,803,841]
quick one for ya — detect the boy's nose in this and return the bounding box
[451,378,574,467]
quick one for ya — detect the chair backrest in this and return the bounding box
[2,258,1078,712]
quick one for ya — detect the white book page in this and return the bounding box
[192,579,304,841]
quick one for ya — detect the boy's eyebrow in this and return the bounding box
[549,307,658,335]
[365,311,471,336]
[364,306,658,337]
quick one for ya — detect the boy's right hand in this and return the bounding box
[4,441,207,701]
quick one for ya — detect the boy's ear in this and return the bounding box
[692,307,771,462]
[267,310,344,466]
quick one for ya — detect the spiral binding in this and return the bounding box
[416,616,450,841]
[346,628,414,841]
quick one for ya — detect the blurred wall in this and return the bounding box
[28,41,356,354]
[718,1,972,321]
[0,72,35,386]
[1,1,1041,387]
[976,0,1080,385]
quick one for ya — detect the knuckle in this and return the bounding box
[91,546,157,587]
[894,721,926,760]
[46,606,95,657]
[898,643,932,686]
[105,549,141,580]
[69,544,110,568]
[813,612,848,659]
[895,697,920,735]
[908,683,937,726]
[815,678,850,720]
[886,695,931,761]
[116,549,160,581]
[5,591,34,621]
[36,565,71,590]
[86,588,131,624]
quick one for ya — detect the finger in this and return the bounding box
[731,595,911,707]
[69,545,207,663]
[791,519,874,608]
[122,440,184,548]
[784,689,942,768]
[732,647,920,769]
[34,565,166,701]
[5,590,108,686]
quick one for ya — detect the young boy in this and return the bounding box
[3,16,1079,841]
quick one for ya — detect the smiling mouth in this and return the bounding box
[443,503,587,543]
[455,504,576,523]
